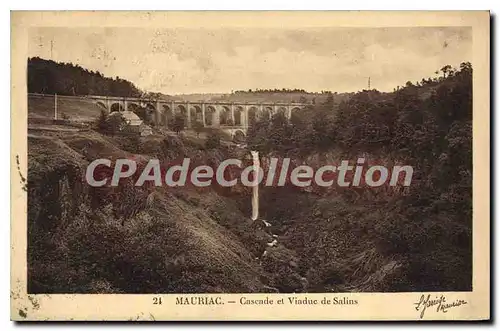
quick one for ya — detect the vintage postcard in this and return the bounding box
[11,11,490,321]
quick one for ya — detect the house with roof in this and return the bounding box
[108,110,153,136]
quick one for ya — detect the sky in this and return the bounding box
[28,27,472,95]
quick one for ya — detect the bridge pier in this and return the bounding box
[201,104,206,127]
[156,101,161,126]
[214,105,220,128]
[170,101,175,126]
[231,104,235,125]
[243,106,248,129]
[186,102,191,128]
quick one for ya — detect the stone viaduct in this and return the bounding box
[88,95,309,135]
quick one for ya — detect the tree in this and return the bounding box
[322,94,335,111]
[95,110,127,135]
[133,106,155,126]
[133,107,147,121]
[246,118,271,154]
[141,91,163,100]
[311,108,334,151]
[95,109,109,134]
[268,111,293,155]
[440,65,453,79]
[107,114,127,136]
[192,121,204,138]
[459,61,472,74]
[170,114,185,135]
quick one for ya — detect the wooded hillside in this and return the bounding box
[27,57,142,97]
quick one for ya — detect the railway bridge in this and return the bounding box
[88,95,309,133]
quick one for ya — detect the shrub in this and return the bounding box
[205,132,221,149]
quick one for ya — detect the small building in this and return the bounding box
[121,110,143,127]
[108,110,152,136]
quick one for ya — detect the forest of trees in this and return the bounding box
[247,62,472,157]
[27,57,142,97]
[234,88,333,94]
[247,62,473,291]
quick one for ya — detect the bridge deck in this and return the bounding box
[28,93,310,107]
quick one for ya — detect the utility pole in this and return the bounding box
[368,76,371,90]
[50,39,54,58]
[54,93,58,120]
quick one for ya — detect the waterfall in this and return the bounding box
[250,150,259,221]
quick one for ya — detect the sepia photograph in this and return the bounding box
[10,11,490,321]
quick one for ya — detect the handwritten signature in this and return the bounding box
[414,294,468,319]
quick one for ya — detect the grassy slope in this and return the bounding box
[27,131,276,293]
[28,94,104,121]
